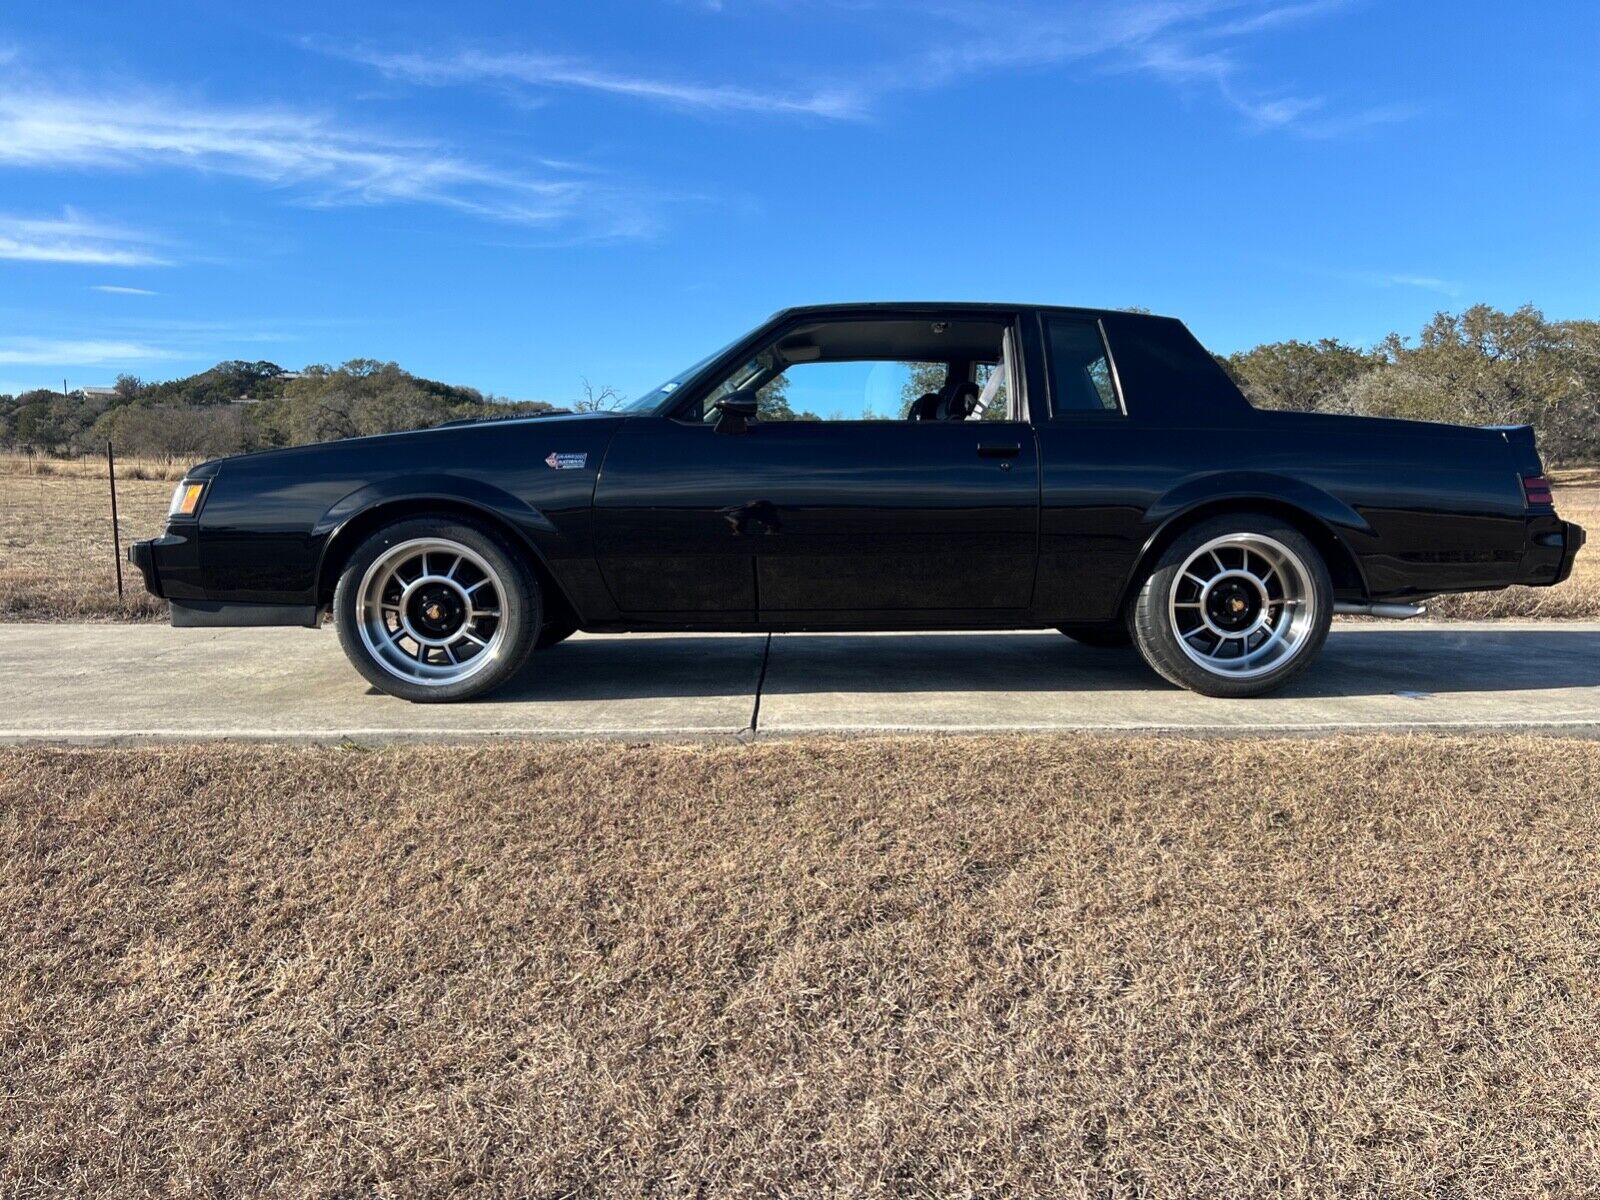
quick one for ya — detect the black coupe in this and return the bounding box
[130,303,1585,701]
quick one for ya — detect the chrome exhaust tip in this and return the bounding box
[1334,601,1428,619]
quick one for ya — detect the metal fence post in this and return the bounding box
[107,440,124,601]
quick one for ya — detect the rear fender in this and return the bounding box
[1145,472,1373,536]
[1127,471,1373,603]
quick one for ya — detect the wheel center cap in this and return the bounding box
[409,584,466,637]
[1207,579,1262,631]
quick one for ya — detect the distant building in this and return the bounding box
[81,386,117,399]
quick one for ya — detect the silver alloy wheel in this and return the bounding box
[1167,532,1316,679]
[356,537,507,686]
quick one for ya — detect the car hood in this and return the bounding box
[186,409,624,478]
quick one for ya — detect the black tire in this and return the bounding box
[333,516,541,703]
[1128,514,1332,698]
[535,619,578,650]
[1058,623,1133,649]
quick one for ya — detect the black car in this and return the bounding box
[130,302,1585,701]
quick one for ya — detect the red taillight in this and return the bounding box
[1522,474,1554,508]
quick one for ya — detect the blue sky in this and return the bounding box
[1,1,1596,402]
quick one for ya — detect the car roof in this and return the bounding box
[770,301,1175,323]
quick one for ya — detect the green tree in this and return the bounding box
[897,362,948,418]
[755,373,809,420]
[1224,338,1378,413]
[92,404,250,458]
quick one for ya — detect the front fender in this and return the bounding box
[312,474,564,589]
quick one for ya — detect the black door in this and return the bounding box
[593,416,1040,619]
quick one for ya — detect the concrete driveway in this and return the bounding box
[1,621,1596,743]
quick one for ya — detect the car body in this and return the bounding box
[130,302,1585,700]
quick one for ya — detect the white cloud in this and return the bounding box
[338,2,1408,138]
[341,46,866,119]
[92,285,159,295]
[955,0,1406,137]
[0,338,172,365]
[0,82,656,235]
[0,209,169,266]
[1210,0,1352,36]
[1363,271,1462,297]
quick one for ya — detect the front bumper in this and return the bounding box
[129,533,318,628]
[128,534,182,599]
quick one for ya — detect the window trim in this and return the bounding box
[1038,312,1128,421]
[663,311,1031,426]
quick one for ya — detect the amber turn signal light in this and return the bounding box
[169,481,206,517]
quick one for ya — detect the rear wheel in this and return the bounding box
[333,517,540,702]
[1128,514,1331,698]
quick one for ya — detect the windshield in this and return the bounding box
[620,337,743,414]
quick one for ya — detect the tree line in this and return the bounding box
[1220,304,1598,465]
[0,359,556,460]
[1,304,1594,463]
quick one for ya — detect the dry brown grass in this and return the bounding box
[0,459,170,620]
[1426,478,1597,620]
[0,454,1593,623]
[4,735,1599,1197]
[0,451,192,482]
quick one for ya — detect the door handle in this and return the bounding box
[977,442,1022,458]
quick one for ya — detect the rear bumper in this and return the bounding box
[1554,521,1586,586]
[1517,518,1585,587]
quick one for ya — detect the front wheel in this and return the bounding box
[536,618,578,650]
[1058,624,1132,649]
[1128,515,1332,698]
[333,516,540,703]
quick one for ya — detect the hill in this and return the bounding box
[0,359,557,458]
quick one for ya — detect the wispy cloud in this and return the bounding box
[339,1,1409,138]
[0,209,169,266]
[0,80,659,235]
[1210,0,1351,36]
[1350,270,1463,297]
[338,45,866,119]
[92,284,159,296]
[933,0,1408,137]
[0,337,172,365]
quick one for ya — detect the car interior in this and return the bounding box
[680,318,1017,423]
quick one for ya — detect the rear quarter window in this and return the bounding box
[1043,316,1120,416]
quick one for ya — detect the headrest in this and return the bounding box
[947,381,982,419]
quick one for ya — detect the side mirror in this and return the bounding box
[713,390,759,435]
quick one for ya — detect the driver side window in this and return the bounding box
[684,317,1019,424]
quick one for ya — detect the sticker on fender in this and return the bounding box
[544,452,588,470]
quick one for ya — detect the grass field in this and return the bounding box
[0,456,172,621]
[3,735,1598,1196]
[1,453,1595,622]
